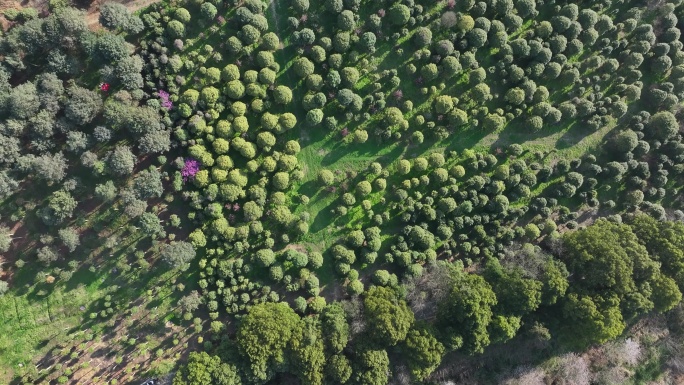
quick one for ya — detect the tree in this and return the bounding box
[363,286,414,346]
[515,0,536,17]
[33,152,68,184]
[437,273,497,353]
[167,19,185,38]
[64,87,102,126]
[139,212,164,237]
[321,303,349,353]
[467,28,488,48]
[413,27,432,48]
[385,107,404,126]
[273,85,292,105]
[292,0,309,12]
[236,302,301,383]
[483,114,506,132]
[337,10,355,31]
[306,109,324,125]
[10,82,40,120]
[173,352,242,385]
[107,146,136,176]
[139,130,171,154]
[351,348,389,385]
[226,80,245,100]
[651,273,682,312]
[505,87,525,105]
[435,95,454,114]
[255,249,275,267]
[341,67,359,87]
[95,181,117,201]
[484,258,542,316]
[562,220,651,300]
[272,172,290,190]
[318,170,334,186]
[388,4,410,25]
[243,201,263,222]
[612,130,638,152]
[0,171,19,200]
[289,317,326,385]
[294,57,315,78]
[95,33,130,64]
[629,215,684,289]
[178,290,202,313]
[562,293,624,347]
[403,327,445,381]
[648,111,678,140]
[37,246,59,265]
[254,132,275,151]
[457,14,475,31]
[40,190,77,226]
[133,168,163,199]
[65,131,88,153]
[326,354,352,384]
[174,7,191,22]
[58,227,80,252]
[200,2,217,19]
[99,2,133,31]
[161,241,196,270]
[356,181,372,196]
[325,0,343,12]
[0,226,12,253]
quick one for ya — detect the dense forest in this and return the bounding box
[3,0,684,383]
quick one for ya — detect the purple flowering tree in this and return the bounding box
[158,90,173,110]
[181,158,200,181]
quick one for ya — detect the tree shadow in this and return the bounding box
[444,125,494,153]
[487,120,569,152]
[309,199,340,234]
[297,180,320,200]
[555,120,595,150]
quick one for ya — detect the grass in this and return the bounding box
[0,151,200,383]
[260,0,620,215]
[0,283,94,381]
